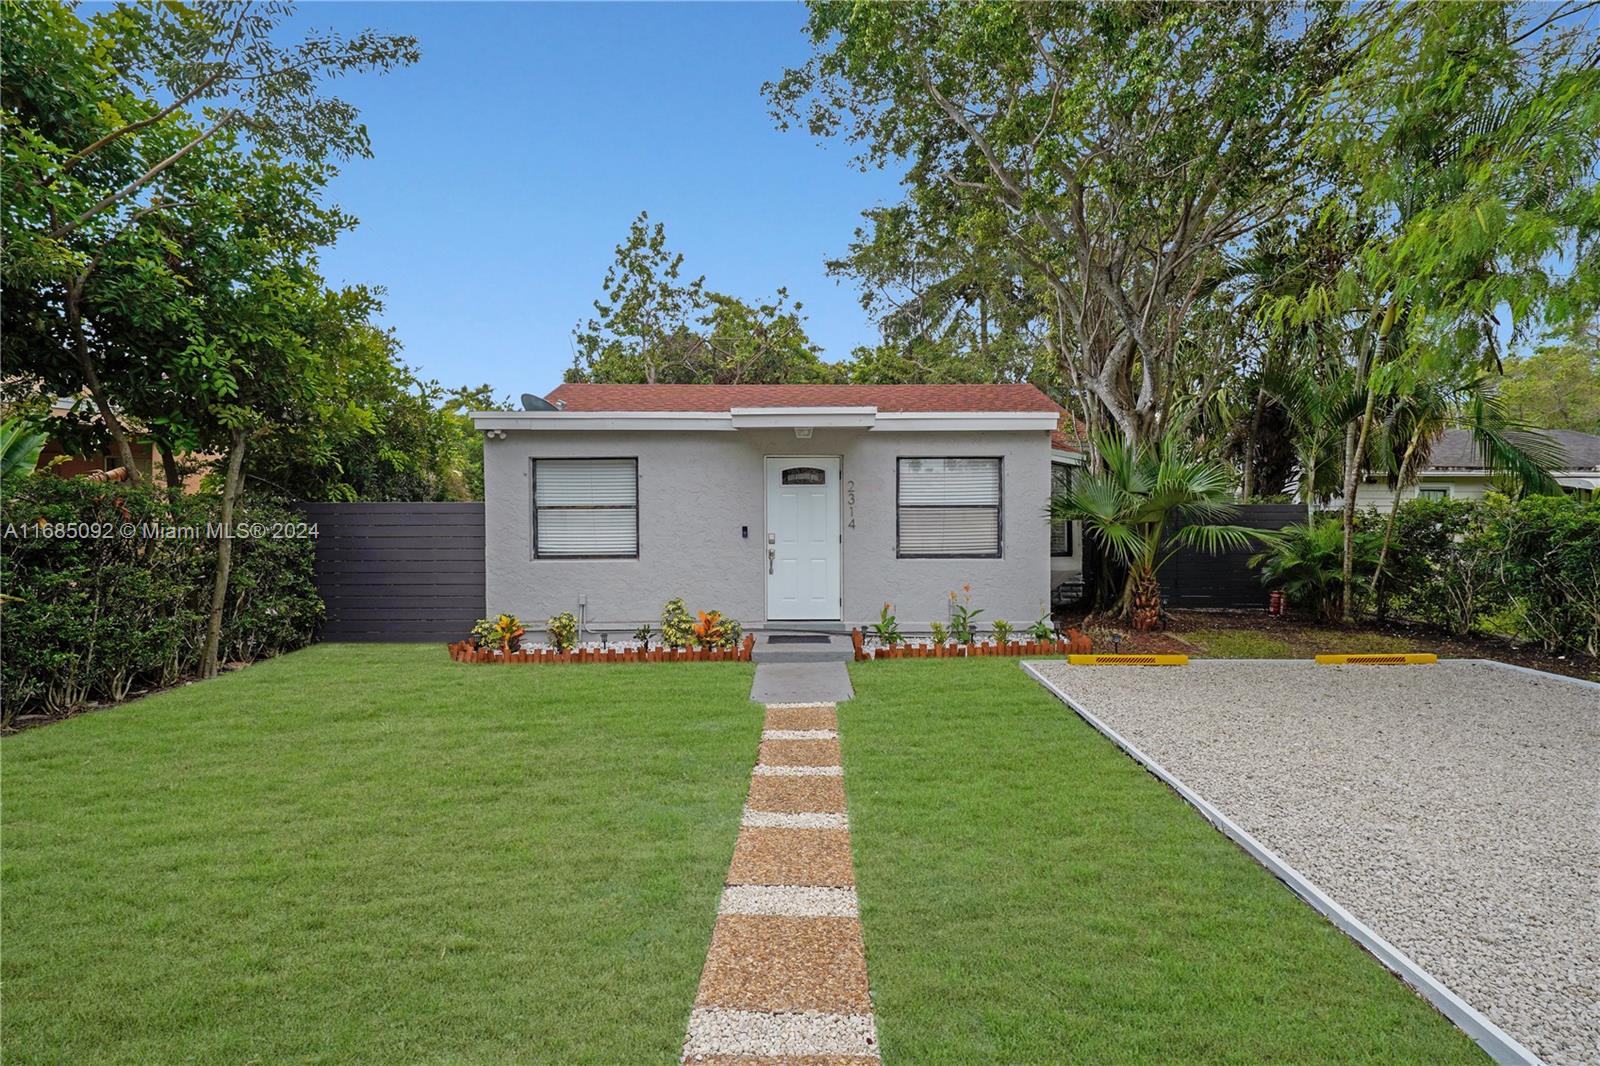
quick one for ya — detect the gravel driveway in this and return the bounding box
[1029,659,1600,1066]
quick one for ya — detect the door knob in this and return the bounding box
[767,545,776,574]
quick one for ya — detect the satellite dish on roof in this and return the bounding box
[521,393,560,412]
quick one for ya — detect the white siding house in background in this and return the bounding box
[1348,428,1600,511]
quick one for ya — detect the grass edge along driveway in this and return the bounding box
[2,644,758,1065]
[841,659,1487,1065]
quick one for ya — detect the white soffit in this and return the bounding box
[1554,474,1600,490]
[730,406,877,428]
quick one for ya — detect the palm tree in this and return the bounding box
[1364,365,1559,596]
[1,417,49,485]
[1049,431,1271,630]
[1250,517,1380,622]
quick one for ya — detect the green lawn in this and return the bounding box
[1182,626,1418,659]
[2,645,759,1065]
[841,660,1485,1065]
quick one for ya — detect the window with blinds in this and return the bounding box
[533,458,638,557]
[897,457,1002,557]
[1050,463,1074,556]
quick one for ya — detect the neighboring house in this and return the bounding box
[472,383,1075,634]
[32,396,207,490]
[1348,428,1600,511]
[36,398,158,481]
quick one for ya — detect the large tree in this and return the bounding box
[2,1,415,481]
[767,2,1351,446]
[1270,1,1600,621]
[1501,317,1600,433]
[569,211,841,384]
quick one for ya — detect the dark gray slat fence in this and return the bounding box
[1157,504,1304,610]
[301,502,485,642]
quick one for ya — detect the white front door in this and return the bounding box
[765,456,842,620]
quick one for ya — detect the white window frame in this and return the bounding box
[531,457,639,559]
[1417,485,1451,500]
[896,456,1003,559]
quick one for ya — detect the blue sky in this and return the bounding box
[297,2,902,398]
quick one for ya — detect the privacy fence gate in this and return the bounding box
[301,502,485,642]
[1157,503,1304,609]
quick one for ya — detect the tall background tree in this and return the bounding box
[1268,0,1600,619]
[569,211,841,385]
[767,2,1352,447]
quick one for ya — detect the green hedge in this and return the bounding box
[1,477,322,720]
[1383,493,1599,656]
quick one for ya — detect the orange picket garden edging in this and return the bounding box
[447,633,756,664]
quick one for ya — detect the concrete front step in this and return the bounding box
[751,633,856,664]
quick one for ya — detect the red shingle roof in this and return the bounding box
[544,383,1062,414]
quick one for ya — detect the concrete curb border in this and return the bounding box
[1019,658,1543,1066]
[1462,656,1600,691]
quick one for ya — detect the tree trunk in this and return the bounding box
[1130,570,1163,632]
[1340,388,1379,624]
[66,279,140,482]
[1242,381,1266,500]
[200,428,247,679]
[158,439,183,492]
[1368,430,1423,607]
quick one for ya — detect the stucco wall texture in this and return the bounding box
[483,428,1053,633]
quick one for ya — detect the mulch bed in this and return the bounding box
[728,828,856,888]
[757,738,843,767]
[747,776,848,815]
[765,706,838,731]
[1052,607,1600,680]
[696,915,872,1012]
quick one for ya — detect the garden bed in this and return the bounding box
[850,627,1092,661]
[448,634,755,664]
[1058,608,1600,680]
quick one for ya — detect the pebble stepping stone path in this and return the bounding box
[681,702,880,1065]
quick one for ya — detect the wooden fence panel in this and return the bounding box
[301,502,485,642]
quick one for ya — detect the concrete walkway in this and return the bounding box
[680,702,880,1064]
[750,662,854,705]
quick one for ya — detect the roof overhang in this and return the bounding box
[470,408,1060,433]
[730,406,876,429]
[1555,474,1600,490]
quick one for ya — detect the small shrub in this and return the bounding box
[544,611,576,652]
[871,603,903,646]
[473,614,525,652]
[632,623,653,649]
[1489,494,1600,656]
[660,598,694,649]
[692,610,726,648]
[0,477,320,721]
[1383,498,1501,637]
[948,585,983,643]
[991,619,1013,645]
[719,617,743,651]
[1250,517,1378,621]
[929,621,949,645]
[1027,613,1056,642]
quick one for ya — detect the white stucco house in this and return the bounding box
[472,383,1083,636]
[1348,428,1600,511]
